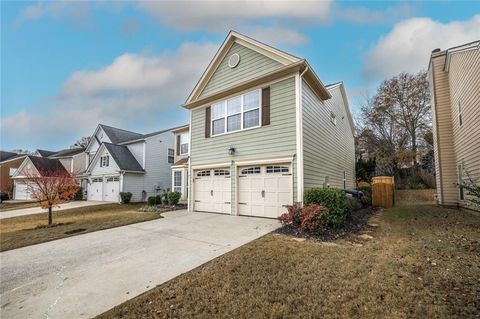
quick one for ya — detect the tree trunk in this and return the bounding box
[48,206,53,225]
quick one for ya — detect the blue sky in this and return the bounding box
[1,1,479,151]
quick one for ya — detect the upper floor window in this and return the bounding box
[212,89,261,136]
[330,111,337,125]
[100,155,109,167]
[168,148,174,163]
[458,102,463,127]
[180,133,189,155]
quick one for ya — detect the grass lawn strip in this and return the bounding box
[98,202,480,319]
[0,203,162,251]
[0,202,40,212]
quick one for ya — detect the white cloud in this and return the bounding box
[363,15,480,79]
[240,25,308,46]
[16,1,90,26]
[337,3,415,25]
[1,42,218,150]
[137,0,332,32]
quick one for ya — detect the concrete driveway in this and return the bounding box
[0,201,108,219]
[0,210,279,318]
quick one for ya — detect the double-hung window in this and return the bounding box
[173,171,182,194]
[211,89,261,136]
[180,133,189,155]
[100,155,109,167]
[168,148,174,163]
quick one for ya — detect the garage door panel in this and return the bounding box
[194,169,231,215]
[238,164,292,218]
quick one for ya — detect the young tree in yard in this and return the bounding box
[25,169,78,225]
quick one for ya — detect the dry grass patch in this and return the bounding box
[98,203,480,319]
[0,201,40,212]
[0,203,162,251]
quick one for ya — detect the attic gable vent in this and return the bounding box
[228,53,240,68]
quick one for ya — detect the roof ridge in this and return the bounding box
[99,124,142,136]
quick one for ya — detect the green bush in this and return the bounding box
[167,191,181,205]
[73,186,83,200]
[120,192,132,204]
[303,187,349,227]
[155,195,163,205]
[148,196,157,206]
[357,186,372,207]
[348,197,362,212]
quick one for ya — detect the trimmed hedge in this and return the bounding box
[167,191,181,205]
[303,187,350,227]
[120,192,132,204]
[148,196,157,206]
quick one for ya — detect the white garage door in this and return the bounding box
[103,177,120,202]
[238,164,293,218]
[194,168,231,214]
[87,178,103,201]
[14,182,32,200]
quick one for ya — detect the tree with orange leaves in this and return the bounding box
[25,169,78,225]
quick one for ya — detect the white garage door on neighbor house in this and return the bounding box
[87,177,120,202]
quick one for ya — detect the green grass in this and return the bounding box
[0,203,162,251]
[98,202,480,319]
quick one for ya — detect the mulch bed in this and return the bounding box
[276,206,377,241]
[152,204,188,213]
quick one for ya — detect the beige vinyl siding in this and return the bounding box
[72,153,86,174]
[59,158,72,173]
[302,82,355,191]
[447,47,480,208]
[190,76,298,213]
[199,42,282,98]
[430,54,458,206]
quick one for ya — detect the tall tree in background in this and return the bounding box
[71,136,91,149]
[374,71,431,162]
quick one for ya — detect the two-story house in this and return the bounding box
[180,31,355,218]
[428,41,480,210]
[81,124,179,202]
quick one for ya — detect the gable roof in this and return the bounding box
[183,30,331,109]
[325,82,356,136]
[0,151,18,162]
[103,143,144,172]
[22,156,69,176]
[49,147,85,158]
[99,124,144,144]
[36,149,57,157]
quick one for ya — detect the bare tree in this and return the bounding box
[25,169,78,225]
[374,71,431,162]
[70,136,91,149]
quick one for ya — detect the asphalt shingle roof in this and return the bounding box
[0,151,19,162]
[103,143,144,172]
[49,147,85,158]
[28,156,69,175]
[99,124,143,144]
[36,149,57,157]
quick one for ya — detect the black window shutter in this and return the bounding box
[262,87,270,126]
[176,135,181,155]
[205,106,211,138]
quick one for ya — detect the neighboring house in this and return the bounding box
[35,149,57,157]
[80,124,179,202]
[48,147,87,175]
[428,41,480,210]
[171,125,190,202]
[181,31,355,218]
[0,151,27,197]
[11,156,68,200]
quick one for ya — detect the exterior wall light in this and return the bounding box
[228,147,236,156]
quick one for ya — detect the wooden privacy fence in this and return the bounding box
[372,176,395,208]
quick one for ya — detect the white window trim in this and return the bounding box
[173,170,182,193]
[179,132,189,155]
[211,89,262,137]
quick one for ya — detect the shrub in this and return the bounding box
[155,195,163,205]
[357,186,372,207]
[278,203,328,234]
[73,186,83,200]
[303,187,349,227]
[120,192,132,204]
[278,203,303,227]
[138,205,162,213]
[167,191,181,205]
[148,196,157,206]
[348,196,362,212]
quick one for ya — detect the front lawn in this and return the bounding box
[0,203,162,251]
[98,202,480,319]
[0,201,40,212]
